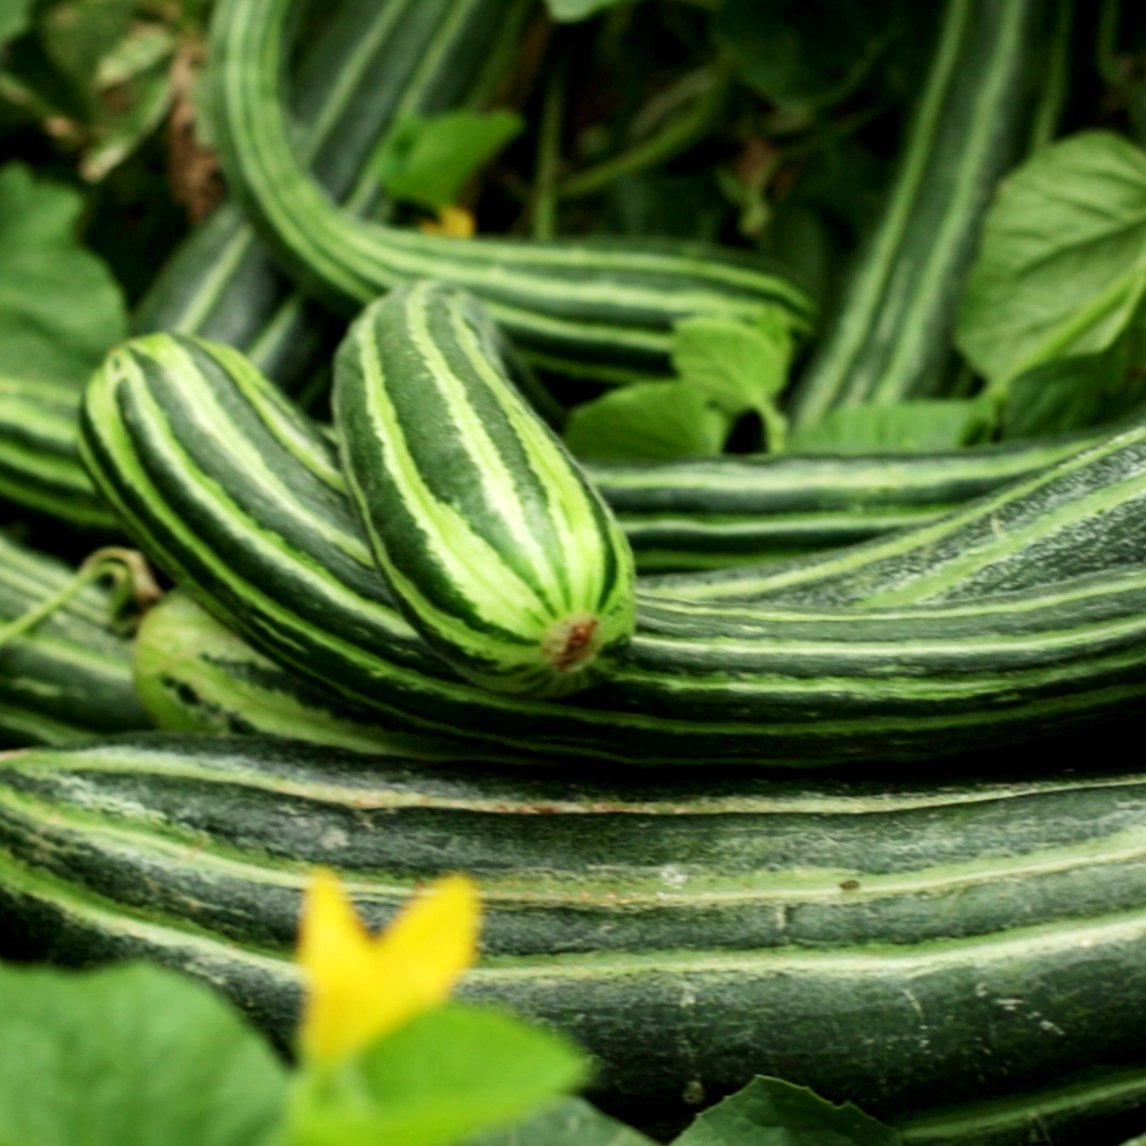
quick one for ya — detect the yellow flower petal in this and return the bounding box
[298,870,480,1064]
[419,205,476,238]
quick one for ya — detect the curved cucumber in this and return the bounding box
[3,734,1146,1123]
[335,283,637,695]
[138,0,526,392]
[207,0,815,383]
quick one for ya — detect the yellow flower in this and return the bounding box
[418,205,476,238]
[297,869,480,1065]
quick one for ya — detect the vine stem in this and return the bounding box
[0,548,161,651]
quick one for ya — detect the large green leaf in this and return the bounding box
[0,961,286,1146]
[466,1097,656,1145]
[672,1077,900,1146]
[957,132,1146,386]
[565,379,730,461]
[378,110,523,210]
[284,1003,588,1146]
[0,162,126,384]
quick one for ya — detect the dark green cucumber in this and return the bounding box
[4,734,1146,1126]
[137,0,528,393]
[78,332,1146,765]
[207,0,815,384]
[0,534,150,746]
[134,590,492,760]
[335,283,636,696]
[789,0,1053,423]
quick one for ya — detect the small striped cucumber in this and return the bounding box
[334,282,637,696]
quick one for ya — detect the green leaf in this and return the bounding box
[671,312,794,415]
[788,400,990,455]
[672,1077,901,1146]
[0,162,126,384]
[999,326,1146,440]
[465,1097,656,1145]
[39,0,134,103]
[716,0,897,108]
[0,961,286,1146]
[543,0,627,22]
[670,311,796,452]
[285,1003,588,1146]
[957,131,1146,386]
[565,379,731,461]
[0,0,35,44]
[378,110,524,211]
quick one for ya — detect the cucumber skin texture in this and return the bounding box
[0,533,150,746]
[78,332,1146,765]
[335,284,637,696]
[789,0,1051,423]
[207,0,815,384]
[4,734,1146,1129]
[0,378,118,533]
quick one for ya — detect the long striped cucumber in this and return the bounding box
[788,0,1053,424]
[206,0,815,384]
[0,534,150,746]
[592,430,1102,572]
[78,332,1146,765]
[4,734,1146,1126]
[335,283,636,695]
[137,0,528,394]
[7,361,1107,571]
[134,590,496,760]
[644,413,1146,605]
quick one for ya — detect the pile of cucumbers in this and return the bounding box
[4,0,1146,1142]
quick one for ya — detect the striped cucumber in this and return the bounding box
[4,734,1146,1125]
[0,534,150,746]
[78,331,1146,765]
[10,360,1106,573]
[645,414,1146,606]
[334,283,636,695]
[0,377,118,533]
[206,0,815,384]
[592,430,1102,572]
[137,0,528,393]
[788,0,1054,424]
[134,590,493,760]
